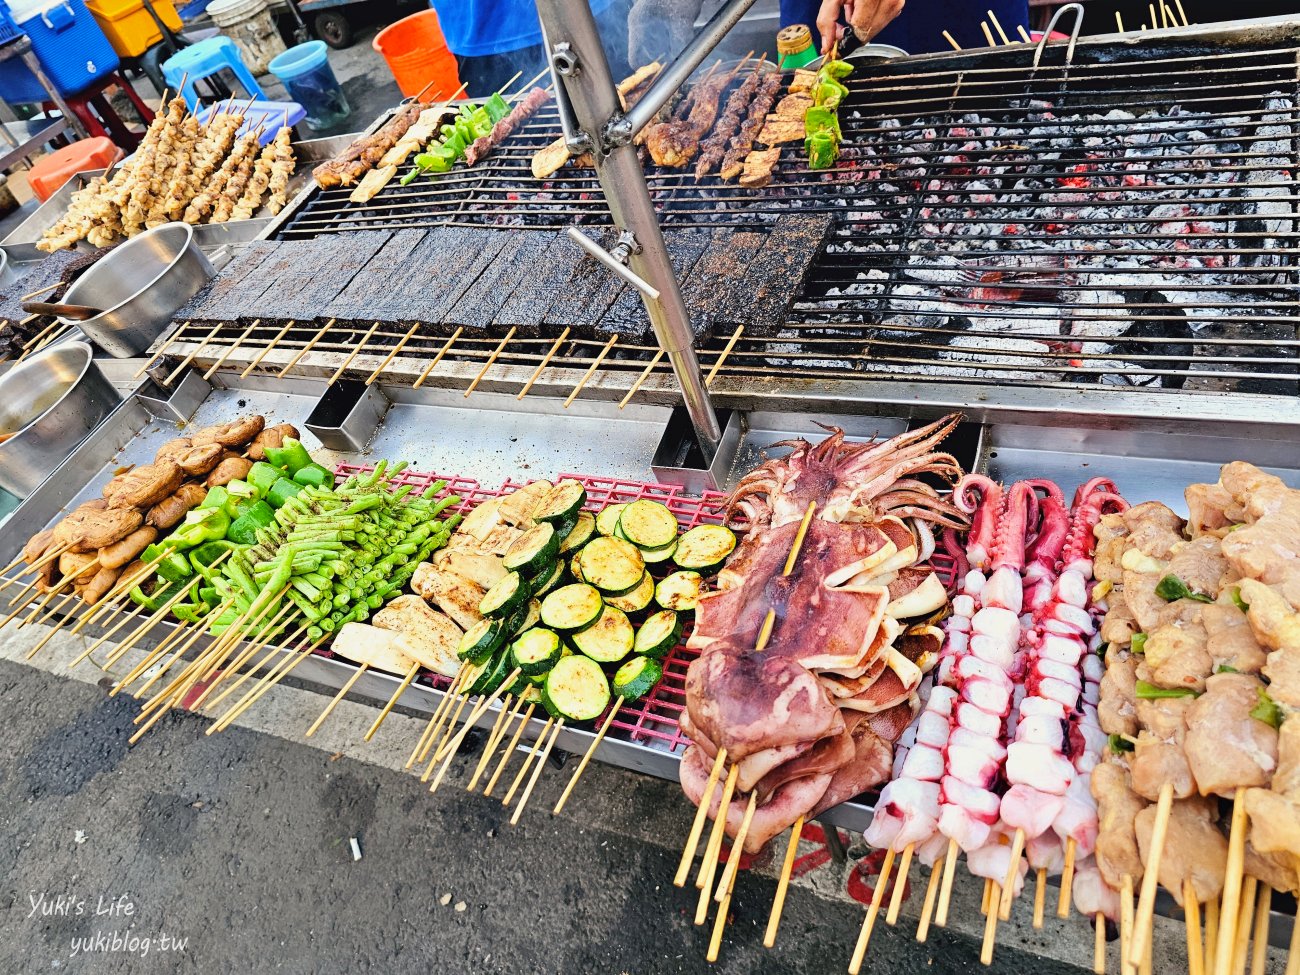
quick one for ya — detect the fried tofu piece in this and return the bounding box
[372,595,463,678]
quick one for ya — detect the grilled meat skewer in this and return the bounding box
[695,64,764,179]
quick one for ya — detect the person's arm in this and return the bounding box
[816,0,906,53]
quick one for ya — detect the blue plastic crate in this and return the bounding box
[0,0,22,43]
[0,0,117,103]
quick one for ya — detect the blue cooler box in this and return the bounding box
[0,0,118,104]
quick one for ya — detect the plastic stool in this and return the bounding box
[42,71,155,150]
[28,136,123,201]
[162,35,265,112]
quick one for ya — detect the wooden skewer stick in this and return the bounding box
[1060,836,1078,917]
[517,327,569,400]
[200,621,310,713]
[1095,913,1107,975]
[278,318,335,378]
[1159,1,1169,27]
[20,317,66,351]
[69,598,149,668]
[563,334,617,408]
[987,9,1011,43]
[916,855,944,943]
[1120,874,1135,975]
[1000,828,1026,918]
[1173,0,1189,25]
[936,836,960,926]
[981,880,1001,965]
[23,591,85,658]
[1215,788,1249,975]
[203,319,258,379]
[706,792,757,963]
[1206,897,1220,975]
[980,21,996,46]
[676,746,727,886]
[20,281,61,301]
[165,322,222,386]
[431,670,523,793]
[1231,876,1259,975]
[483,702,537,796]
[982,877,994,915]
[695,764,740,926]
[764,815,804,947]
[83,575,202,671]
[618,349,663,409]
[553,695,621,814]
[209,637,329,734]
[1129,782,1173,968]
[1033,868,1047,929]
[1161,4,1177,29]
[190,600,296,707]
[467,693,518,792]
[1285,884,1300,975]
[41,555,101,603]
[1148,3,1157,29]
[366,321,421,386]
[420,680,474,775]
[1116,11,1125,31]
[0,549,29,577]
[0,587,43,630]
[406,665,468,769]
[241,319,296,378]
[501,715,554,805]
[71,550,171,634]
[20,584,66,630]
[329,320,380,386]
[848,846,897,974]
[363,661,421,741]
[942,29,962,50]
[305,664,368,737]
[464,326,517,398]
[1249,884,1269,975]
[2,540,74,597]
[413,327,462,389]
[113,602,227,694]
[508,716,565,824]
[705,324,744,387]
[1185,882,1204,975]
[886,843,915,924]
[1017,23,1031,42]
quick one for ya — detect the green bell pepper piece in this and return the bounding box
[155,550,195,583]
[805,130,840,170]
[262,438,313,475]
[228,501,276,545]
[292,463,333,488]
[199,485,229,511]
[248,462,282,494]
[805,106,842,142]
[170,507,231,548]
[222,480,257,517]
[820,59,854,80]
[128,576,184,613]
[267,477,304,509]
[812,79,846,109]
[190,540,238,579]
[173,602,208,625]
[485,92,510,123]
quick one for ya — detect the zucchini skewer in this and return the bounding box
[509,715,565,826]
[483,702,538,796]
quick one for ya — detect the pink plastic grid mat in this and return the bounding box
[328,463,958,755]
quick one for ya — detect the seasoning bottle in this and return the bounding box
[776,25,820,69]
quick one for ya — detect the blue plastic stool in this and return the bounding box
[162,36,266,112]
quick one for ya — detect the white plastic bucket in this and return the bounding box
[207,0,284,74]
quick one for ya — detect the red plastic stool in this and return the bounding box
[28,136,123,202]
[42,72,155,151]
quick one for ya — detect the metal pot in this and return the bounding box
[59,223,214,358]
[0,342,120,498]
[0,246,17,290]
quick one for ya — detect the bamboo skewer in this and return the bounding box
[190,601,296,709]
[695,764,740,927]
[1129,782,1174,968]
[20,317,65,352]
[764,816,803,947]
[849,847,897,974]
[501,715,554,805]
[23,591,85,658]
[20,584,65,629]
[1060,836,1078,917]
[278,319,335,378]
[916,856,944,943]
[987,9,1011,43]
[943,29,962,50]
[517,327,569,400]
[79,575,201,669]
[305,664,368,736]
[1207,897,1220,975]
[1121,875,1135,975]
[705,324,743,386]
[1033,868,1047,929]
[1001,828,1026,917]
[1116,11,1125,31]
[242,320,296,378]
[121,607,223,696]
[981,21,996,46]
[1286,889,1300,975]
[1095,914,1107,975]
[413,327,463,389]
[431,671,522,793]
[209,637,328,734]
[483,702,537,796]
[407,666,468,769]
[165,322,222,386]
[0,587,42,630]
[981,880,1002,965]
[676,746,727,886]
[1215,789,1249,975]
[20,281,61,301]
[1231,877,1259,975]
[886,843,914,924]
[467,693,518,792]
[936,837,959,926]
[706,792,756,964]
[563,334,617,408]
[1017,23,1031,42]
[366,321,420,385]
[464,326,517,397]
[72,550,171,634]
[363,661,421,741]
[553,695,621,814]
[329,320,380,385]
[509,716,564,824]
[1148,2,1157,29]
[203,319,258,379]
[1185,882,1204,975]
[71,598,148,668]
[618,349,663,409]
[1173,0,1189,25]
[420,682,473,775]
[201,622,310,713]
[1249,884,1269,975]
[2,540,74,597]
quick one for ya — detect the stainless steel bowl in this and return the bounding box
[59,223,214,358]
[0,341,120,498]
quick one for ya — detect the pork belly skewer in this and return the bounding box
[645,62,736,168]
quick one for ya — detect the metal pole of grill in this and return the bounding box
[534,0,758,460]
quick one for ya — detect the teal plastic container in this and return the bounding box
[268,40,349,131]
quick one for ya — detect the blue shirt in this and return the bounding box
[778,0,1029,56]
[430,0,614,57]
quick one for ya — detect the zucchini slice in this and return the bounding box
[511,627,563,676]
[656,570,704,611]
[531,560,565,598]
[572,605,635,664]
[479,570,528,619]
[618,499,679,550]
[533,479,587,526]
[639,538,679,566]
[508,597,541,637]
[673,524,738,575]
[472,649,512,695]
[570,555,585,583]
[595,502,627,537]
[578,536,646,596]
[542,655,611,722]
[634,609,683,659]
[460,655,494,696]
[540,583,604,632]
[457,617,504,664]
[613,655,663,702]
[558,510,597,554]
[605,571,655,614]
[502,522,559,575]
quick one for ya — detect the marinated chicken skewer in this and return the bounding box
[265,127,296,215]
[230,139,275,222]
[124,95,187,235]
[184,130,259,224]
[212,128,265,223]
[720,71,784,181]
[148,113,202,227]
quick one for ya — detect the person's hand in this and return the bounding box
[816,0,906,53]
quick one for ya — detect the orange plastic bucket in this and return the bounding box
[372,9,462,101]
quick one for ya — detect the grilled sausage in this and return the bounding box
[59,550,101,585]
[80,563,123,606]
[146,483,208,530]
[22,528,54,565]
[206,456,253,487]
[99,525,158,570]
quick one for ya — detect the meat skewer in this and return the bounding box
[720,71,784,181]
[645,62,736,168]
[463,86,552,167]
[694,58,762,179]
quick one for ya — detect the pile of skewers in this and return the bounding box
[38,95,296,252]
